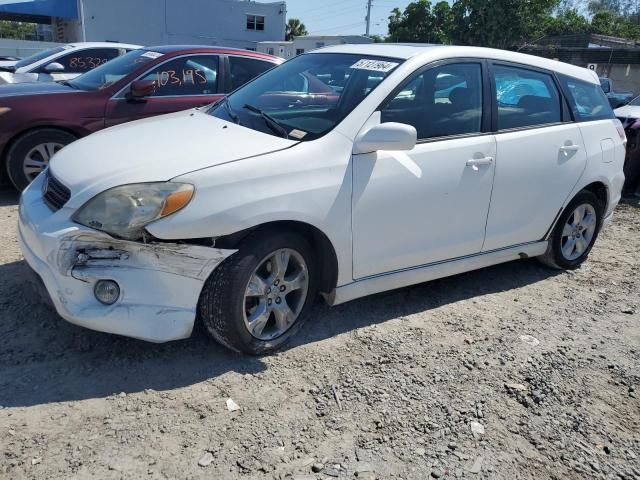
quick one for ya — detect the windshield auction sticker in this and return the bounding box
[350,59,399,72]
[141,51,163,59]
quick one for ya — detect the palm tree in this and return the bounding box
[286,18,308,41]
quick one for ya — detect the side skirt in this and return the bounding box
[328,241,549,306]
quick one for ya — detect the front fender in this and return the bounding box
[147,131,355,286]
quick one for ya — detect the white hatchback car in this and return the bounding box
[0,42,141,85]
[19,45,625,354]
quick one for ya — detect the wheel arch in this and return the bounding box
[213,220,340,297]
[544,180,609,240]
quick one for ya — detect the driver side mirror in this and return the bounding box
[43,62,65,73]
[353,122,417,154]
[128,80,155,99]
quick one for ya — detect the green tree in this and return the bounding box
[387,0,453,44]
[544,8,591,35]
[286,18,308,41]
[0,21,36,40]
[452,0,560,48]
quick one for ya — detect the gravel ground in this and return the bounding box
[1,188,639,480]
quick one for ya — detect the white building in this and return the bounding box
[0,0,287,50]
[257,35,374,59]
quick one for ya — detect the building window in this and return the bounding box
[268,47,274,55]
[296,48,304,55]
[247,15,265,31]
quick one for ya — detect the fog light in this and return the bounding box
[94,280,120,305]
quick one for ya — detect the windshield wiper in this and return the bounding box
[243,103,288,139]
[220,96,240,124]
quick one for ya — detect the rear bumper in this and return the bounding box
[18,173,235,342]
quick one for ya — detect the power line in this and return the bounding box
[311,21,366,34]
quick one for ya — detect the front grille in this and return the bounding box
[42,172,71,211]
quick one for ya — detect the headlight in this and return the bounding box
[0,107,11,115]
[72,182,194,240]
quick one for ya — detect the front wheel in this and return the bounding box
[6,129,77,191]
[198,231,317,354]
[539,191,603,270]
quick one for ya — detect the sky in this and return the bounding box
[284,0,415,37]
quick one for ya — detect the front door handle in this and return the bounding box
[559,144,581,152]
[466,157,494,170]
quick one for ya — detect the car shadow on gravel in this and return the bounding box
[620,194,640,208]
[0,188,19,206]
[0,257,559,408]
[0,261,267,408]
[290,258,562,350]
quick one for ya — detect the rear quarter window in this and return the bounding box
[560,76,614,122]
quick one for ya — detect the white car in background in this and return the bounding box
[0,42,141,85]
[19,44,626,354]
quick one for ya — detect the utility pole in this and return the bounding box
[365,0,373,36]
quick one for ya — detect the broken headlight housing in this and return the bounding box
[72,182,194,240]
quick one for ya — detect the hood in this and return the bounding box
[50,109,298,207]
[0,80,76,96]
[614,104,640,119]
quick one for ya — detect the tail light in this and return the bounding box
[613,118,627,145]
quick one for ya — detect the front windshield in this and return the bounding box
[15,46,67,69]
[69,49,162,91]
[208,53,402,140]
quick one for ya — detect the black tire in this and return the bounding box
[198,230,317,355]
[539,190,604,270]
[6,129,77,191]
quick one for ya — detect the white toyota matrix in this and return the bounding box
[19,45,626,354]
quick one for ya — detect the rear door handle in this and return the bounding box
[466,157,494,170]
[559,144,581,152]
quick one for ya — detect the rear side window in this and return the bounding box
[561,76,614,122]
[493,65,562,130]
[228,56,274,91]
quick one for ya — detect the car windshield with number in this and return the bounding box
[208,53,402,141]
[69,49,161,91]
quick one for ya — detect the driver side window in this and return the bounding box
[140,55,219,97]
[381,63,483,140]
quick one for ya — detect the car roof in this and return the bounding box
[313,44,599,85]
[143,45,281,61]
[67,42,142,49]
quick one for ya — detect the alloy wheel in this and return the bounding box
[23,142,63,182]
[243,248,310,341]
[560,203,597,261]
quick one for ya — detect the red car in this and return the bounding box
[0,46,282,190]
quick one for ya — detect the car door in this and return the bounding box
[105,54,223,127]
[483,63,588,252]
[38,47,123,82]
[352,61,497,279]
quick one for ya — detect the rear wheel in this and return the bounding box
[6,129,77,191]
[539,191,603,270]
[198,230,317,354]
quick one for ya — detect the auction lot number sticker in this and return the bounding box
[350,59,399,72]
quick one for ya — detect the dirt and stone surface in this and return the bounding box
[0,187,638,480]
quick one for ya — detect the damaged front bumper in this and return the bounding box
[18,176,235,342]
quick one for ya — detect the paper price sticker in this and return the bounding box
[141,51,164,60]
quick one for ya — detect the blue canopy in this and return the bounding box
[0,0,78,19]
